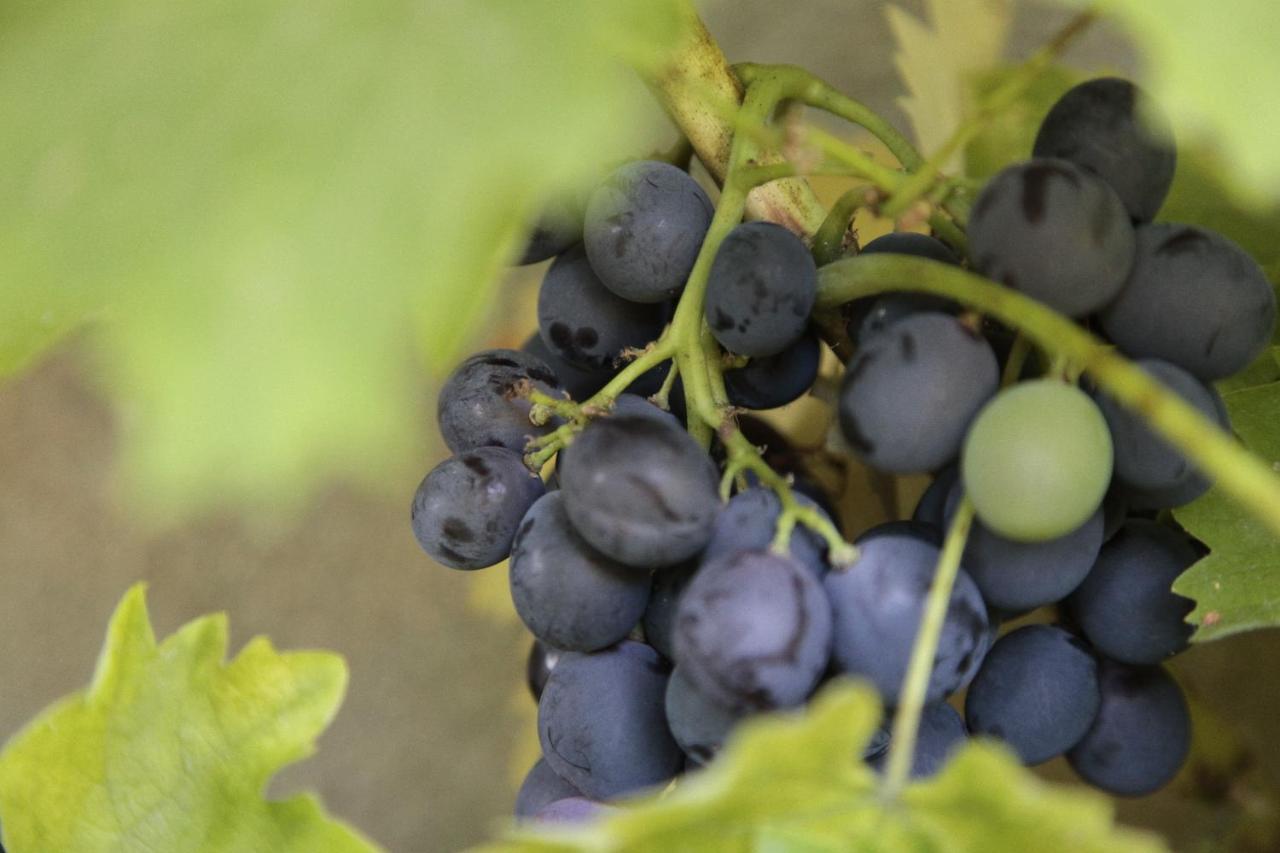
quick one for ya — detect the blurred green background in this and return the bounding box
[2,1,1278,851]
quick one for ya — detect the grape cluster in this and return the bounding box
[412,77,1274,825]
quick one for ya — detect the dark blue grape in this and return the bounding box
[664,667,743,766]
[526,639,562,703]
[674,550,833,712]
[1100,223,1275,380]
[869,703,967,779]
[863,723,892,760]
[964,625,1100,765]
[969,159,1134,316]
[1118,477,1215,513]
[839,313,998,474]
[560,415,720,568]
[1067,519,1197,664]
[846,233,960,344]
[509,492,651,652]
[538,641,683,799]
[1068,661,1190,796]
[550,394,679,492]
[533,797,612,823]
[584,160,713,303]
[1095,359,1227,502]
[1033,77,1176,223]
[824,533,988,704]
[706,222,817,357]
[724,331,821,410]
[522,332,613,401]
[702,487,831,577]
[854,520,942,547]
[850,293,959,345]
[944,482,1104,612]
[537,246,665,370]
[437,349,563,454]
[860,232,959,264]
[642,559,697,661]
[609,393,680,425]
[410,447,544,570]
[912,463,960,527]
[1102,486,1129,542]
[515,758,581,819]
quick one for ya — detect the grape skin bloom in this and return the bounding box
[673,550,833,713]
[969,158,1134,317]
[509,492,651,652]
[1068,661,1190,796]
[436,348,563,454]
[560,415,721,568]
[965,625,1100,765]
[705,221,818,358]
[1100,223,1276,380]
[538,641,683,799]
[839,312,999,474]
[824,533,988,705]
[584,160,714,303]
[410,446,545,570]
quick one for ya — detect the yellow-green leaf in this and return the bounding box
[886,0,1013,168]
[0,0,683,518]
[0,584,377,852]
[482,681,1164,852]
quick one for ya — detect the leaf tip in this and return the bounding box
[89,581,158,697]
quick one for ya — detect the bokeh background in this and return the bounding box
[1,2,1277,851]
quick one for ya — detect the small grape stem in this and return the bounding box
[650,359,680,410]
[816,255,1280,538]
[522,338,676,468]
[811,185,871,266]
[999,332,1032,387]
[882,498,975,799]
[879,9,1098,220]
[719,429,857,567]
[526,388,583,425]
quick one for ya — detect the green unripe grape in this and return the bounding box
[962,380,1113,542]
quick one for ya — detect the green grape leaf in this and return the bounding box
[1076,0,1280,205]
[482,681,1164,852]
[0,0,682,518]
[886,0,1013,169]
[0,584,377,852]
[1175,383,1280,641]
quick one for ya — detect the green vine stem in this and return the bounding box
[734,63,926,172]
[816,255,1280,538]
[882,497,976,799]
